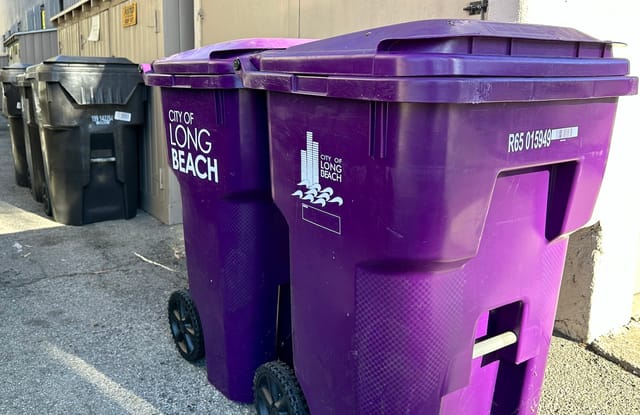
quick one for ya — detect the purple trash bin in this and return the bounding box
[143,38,312,403]
[241,20,637,414]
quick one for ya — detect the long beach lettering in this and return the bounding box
[168,109,218,182]
[320,154,342,182]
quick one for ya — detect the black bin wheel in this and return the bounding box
[167,290,204,362]
[254,361,308,415]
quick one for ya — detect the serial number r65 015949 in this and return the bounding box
[507,129,552,153]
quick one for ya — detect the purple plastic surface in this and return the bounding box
[252,19,626,77]
[151,38,313,75]
[244,20,637,414]
[143,38,313,402]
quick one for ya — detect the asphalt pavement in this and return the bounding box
[0,118,638,414]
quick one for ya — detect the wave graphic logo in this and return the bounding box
[291,132,344,208]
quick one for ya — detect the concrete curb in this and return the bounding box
[590,320,640,378]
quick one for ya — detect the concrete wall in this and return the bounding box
[513,0,640,342]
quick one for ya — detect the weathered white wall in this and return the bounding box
[516,0,640,341]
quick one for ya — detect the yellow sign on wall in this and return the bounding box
[122,3,137,28]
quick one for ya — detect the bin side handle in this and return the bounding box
[472,331,517,359]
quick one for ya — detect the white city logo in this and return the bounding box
[291,131,344,207]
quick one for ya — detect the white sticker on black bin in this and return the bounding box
[114,111,132,122]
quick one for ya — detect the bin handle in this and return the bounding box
[472,331,517,359]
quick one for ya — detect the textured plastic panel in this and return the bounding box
[253,19,626,77]
[266,89,625,414]
[151,38,313,75]
[143,40,320,400]
[17,73,46,202]
[31,58,146,225]
[2,65,29,187]
[155,86,290,402]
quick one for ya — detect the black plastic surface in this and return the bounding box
[31,57,145,225]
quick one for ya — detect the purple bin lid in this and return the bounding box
[241,20,637,103]
[253,19,629,78]
[144,38,314,89]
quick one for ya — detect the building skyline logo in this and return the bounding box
[291,131,344,208]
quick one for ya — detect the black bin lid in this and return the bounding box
[1,63,30,83]
[32,55,143,105]
[43,55,136,66]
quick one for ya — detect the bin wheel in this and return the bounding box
[254,361,308,415]
[167,290,204,362]
[42,185,52,217]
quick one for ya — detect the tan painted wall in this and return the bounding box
[140,88,182,226]
[197,0,298,44]
[55,0,163,62]
[197,0,480,46]
[79,10,111,56]
[109,0,163,63]
[58,22,81,55]
[299,0,480,38]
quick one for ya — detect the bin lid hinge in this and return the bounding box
[464,0,489,19]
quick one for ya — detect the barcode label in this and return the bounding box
[114,111,132,122]
[550,126,579,141]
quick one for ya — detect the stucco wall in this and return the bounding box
[517,0,640,341]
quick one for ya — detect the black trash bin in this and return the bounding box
[30,56,146,225]
[17,70,46,203]
[1,63,30,187]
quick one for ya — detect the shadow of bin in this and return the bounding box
[30,56,145,225]
[17,69,46,203]
[241,20,638,415]
[1,63,30,187]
